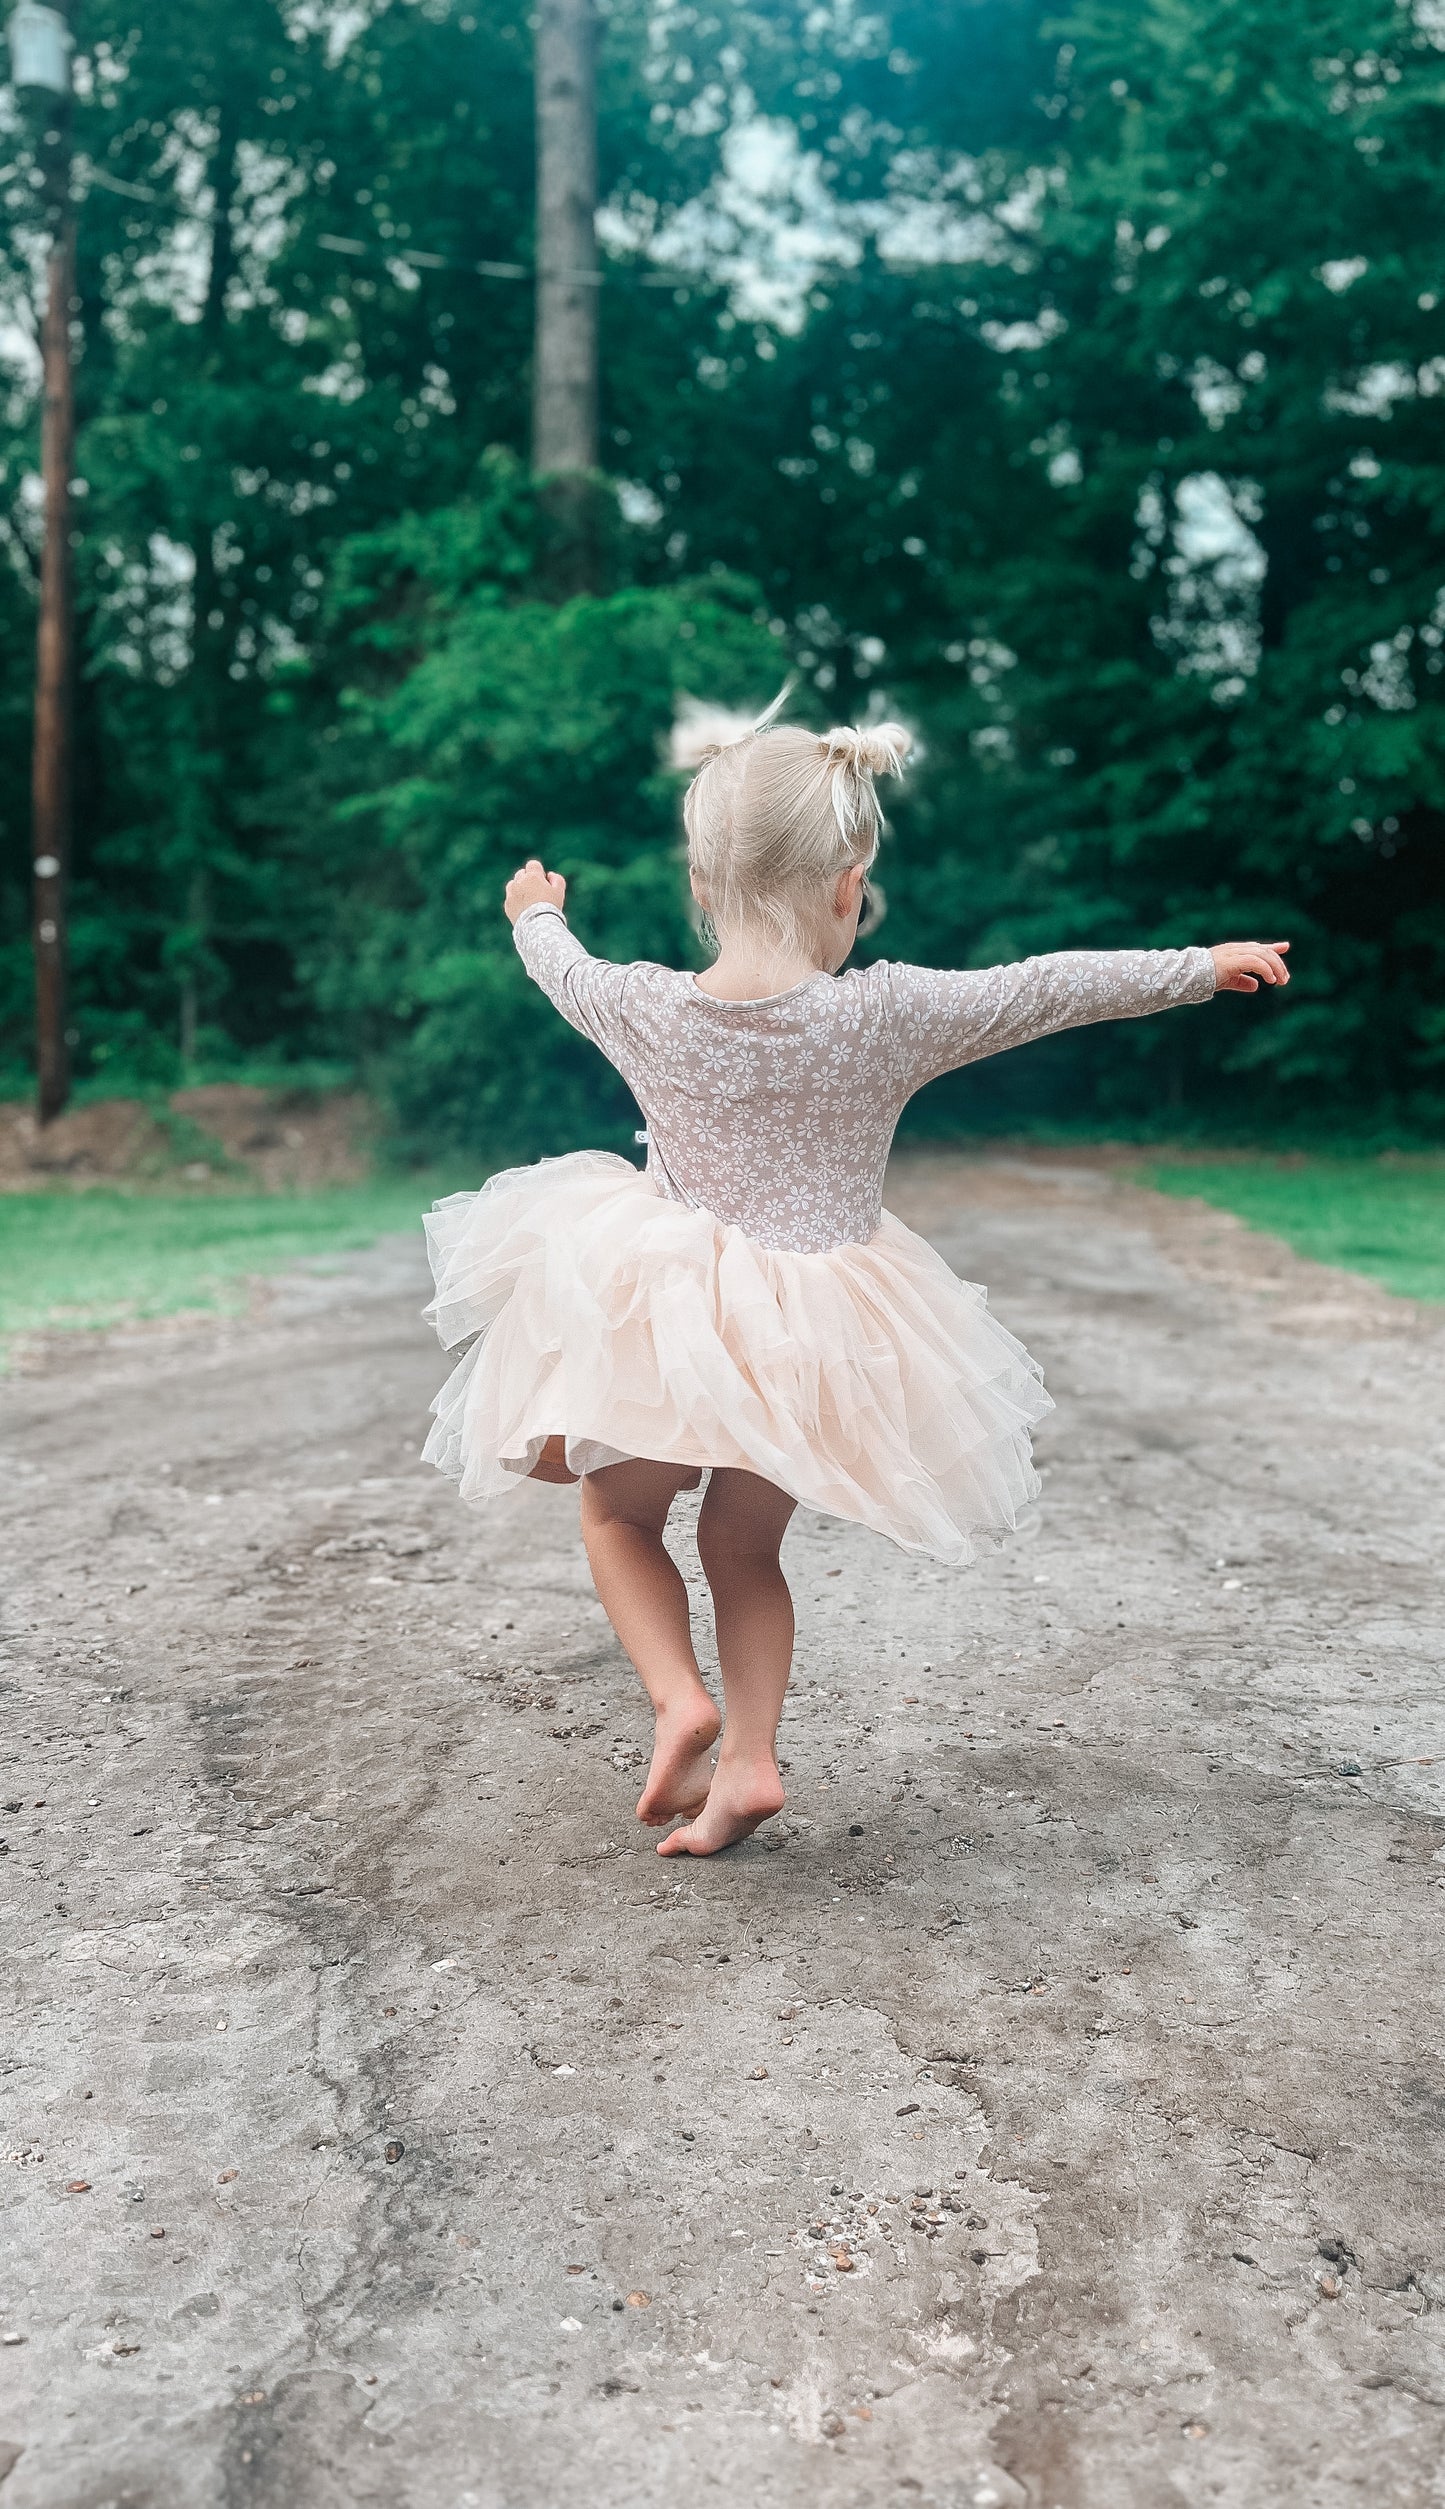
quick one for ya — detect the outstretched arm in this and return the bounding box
[505,857,631,1049]
[882,938,1288,1092]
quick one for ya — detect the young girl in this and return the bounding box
[423,703,1288,1857]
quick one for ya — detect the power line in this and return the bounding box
[82,161,159,203]
[315,231,688,289]
[319,231,528,279]
[71,161,703,291]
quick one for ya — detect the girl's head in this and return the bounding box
[674,690,912,972]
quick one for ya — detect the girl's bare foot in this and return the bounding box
[655,1759,786,1856]
[635,1693,722,1826]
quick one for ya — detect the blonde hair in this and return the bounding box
[672,689,911,964]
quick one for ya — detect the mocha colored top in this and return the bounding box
[513,904,1214,1253]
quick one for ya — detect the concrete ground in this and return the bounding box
[2,1150,1443,2509]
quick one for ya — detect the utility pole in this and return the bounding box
[10,1,76,1124]
[532,0,600,592]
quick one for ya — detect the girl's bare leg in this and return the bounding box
[658,1468,797,1858]
[580,1459,719,1825]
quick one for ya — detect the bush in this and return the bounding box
[282,456,784,1156]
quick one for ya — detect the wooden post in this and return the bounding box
[532,0,600,590]
[13,4,77,1123]
[31,212,75,1125]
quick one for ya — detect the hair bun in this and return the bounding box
[818,721,913,780]
[814,720,911,836]
[668,683,793,773]
[669,700,757,773]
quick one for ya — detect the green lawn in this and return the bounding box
[4,1155,1441,1363]
[0,1177,456,1353]
[1144,1156,1445,1303]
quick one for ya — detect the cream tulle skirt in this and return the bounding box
[422,1151,1052,1565]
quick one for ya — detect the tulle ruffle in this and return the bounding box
[422,1150,1052,1565]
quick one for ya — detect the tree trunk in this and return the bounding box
[532,0,600,590]
[32,216,74,1127]
[177,99,240,1061]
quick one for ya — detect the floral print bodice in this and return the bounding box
[513,904,1214,1254]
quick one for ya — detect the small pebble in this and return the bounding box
[218,2168,239,2184]
[65,2180,91,2194]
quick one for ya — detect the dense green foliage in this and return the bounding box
[1,0,1442,1144]
[289,457,781,1152]
[1146,1156,1445,1301]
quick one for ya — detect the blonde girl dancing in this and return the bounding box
[423,701,1288,1856]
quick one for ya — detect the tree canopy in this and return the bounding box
[1,0,1442,1142]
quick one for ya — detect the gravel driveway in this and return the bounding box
[2,1151,1443,2508]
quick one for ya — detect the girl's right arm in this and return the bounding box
[507,862,632,1051]
[880,940,1288,1092]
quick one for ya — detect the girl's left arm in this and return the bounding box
[882,940,1288,1091]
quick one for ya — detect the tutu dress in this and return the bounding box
[423,904,1214,1564]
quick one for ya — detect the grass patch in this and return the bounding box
[8,1150,1440,1367]
[0,1175,459,1353]
[1144,1155,1445,1303]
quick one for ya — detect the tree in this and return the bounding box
[2,0,1442,1140]
[284,454,781,1154]
[532,0,601,590]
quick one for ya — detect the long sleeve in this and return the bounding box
[875,946,1217,1094]
[512,903,631,1053]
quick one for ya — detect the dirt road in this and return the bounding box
[3,1152,1443,2508]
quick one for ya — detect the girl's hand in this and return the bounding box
[505,859,567,925]
[1211,939,1290,994]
